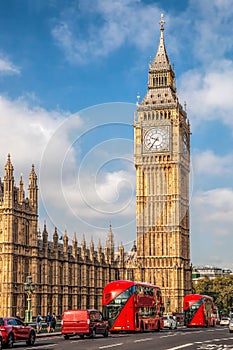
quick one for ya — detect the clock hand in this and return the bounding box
[150,137,159,149]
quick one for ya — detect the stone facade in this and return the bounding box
[0,18,191,318]
[0,155,135,318]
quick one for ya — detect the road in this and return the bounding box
[11,327,233,350]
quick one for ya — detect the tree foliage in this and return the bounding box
[192,274,233,316]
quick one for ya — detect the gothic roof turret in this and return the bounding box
[28,164,37,187]
[42,220,48,244]
[72,233,78,258]
[63,230,68,244]
[4,154,14,179]
[28,164,38,209]
[81,234,86,248]
[106,224,114,251]
[72,232,77,244]
[53,227,58,246]
[81,234,86,259]
[18,175,25,203]
[90,237,94,251]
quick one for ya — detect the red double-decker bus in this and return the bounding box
[183,294,216,327]
[102,280,164,333]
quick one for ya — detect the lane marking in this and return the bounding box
[26,345,56,349]
[99,343,123,349]
[166,344,194,350]
[134,338,152,342]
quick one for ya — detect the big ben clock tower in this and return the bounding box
[134,15,192,312]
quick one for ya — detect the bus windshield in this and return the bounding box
[103,286,135,325]
[184,297,203,325]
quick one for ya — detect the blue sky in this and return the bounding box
[1,0,233,269]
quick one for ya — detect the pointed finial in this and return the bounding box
[73,232,77,243]
[136,93,140,105]
[184,101,187,111]
[53,227,58,237]
[160,13,165,30]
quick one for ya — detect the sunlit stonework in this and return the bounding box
[134,15,192,311]
[0,16,191,318]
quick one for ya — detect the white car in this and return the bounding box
[220,317,230,326]
[163,315,177,329]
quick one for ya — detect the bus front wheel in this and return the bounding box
[155,321,160,332]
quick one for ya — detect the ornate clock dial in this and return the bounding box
[144,127,169,151]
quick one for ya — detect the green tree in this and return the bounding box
[192,276,213,295]
[192,274,233,316]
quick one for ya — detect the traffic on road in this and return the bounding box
[18,326,233,350]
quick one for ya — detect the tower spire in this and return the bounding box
[139,14,177,108]
[3,154,14,206]
[151,13,171,73]
[28,164,38,210]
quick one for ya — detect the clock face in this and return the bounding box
[144,127,169,151]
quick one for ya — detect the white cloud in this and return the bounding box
[191,187,233,266]
[0,55,20,75]
[179,61,233,129]
[36,102,136,243]
[192,150,233,176]
[193,188,233,227]
[51,0,160,64]
[0,95,68,181]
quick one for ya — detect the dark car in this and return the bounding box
[0,317,36,348]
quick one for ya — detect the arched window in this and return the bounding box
[13,219,18,242]
[25,221,29,246]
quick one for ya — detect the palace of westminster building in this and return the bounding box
[0,17,192,318]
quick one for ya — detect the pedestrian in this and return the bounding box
[36,313,43,333]
[16,312,22,320]
[51,313,57,332]
[45,312,52,333]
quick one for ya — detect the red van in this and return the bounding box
[61,309,108,339]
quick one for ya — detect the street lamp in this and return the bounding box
[167,297,171,314]
[24,276,35,323]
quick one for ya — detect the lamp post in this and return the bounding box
[167,297,171,314]
[24,276,35,323]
